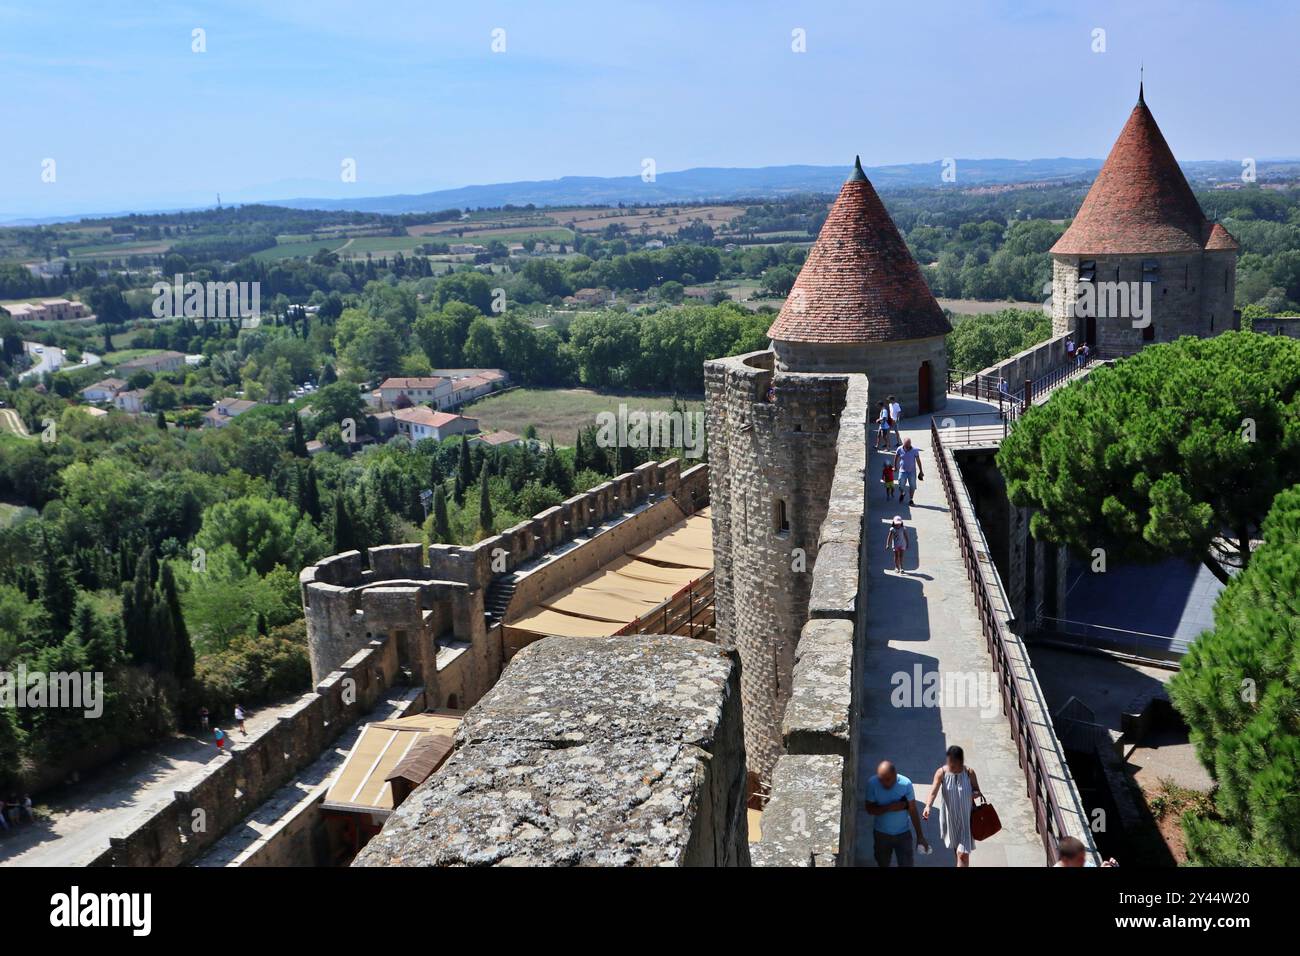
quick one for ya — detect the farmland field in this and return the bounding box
[461,387,704,445]
[252,238,349,262]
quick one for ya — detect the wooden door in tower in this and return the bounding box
[917,361,933,415]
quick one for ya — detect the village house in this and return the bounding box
[392,407,479,443]
[113,389,148,414]
[2,298,90,321]
[377,376,452,409]
[469,429,523,449]
[202,397,258,428]
[81,377,126,403]
[117,350,186,375]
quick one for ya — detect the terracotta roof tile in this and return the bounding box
[767,158,950,345]
[1052,91,1230,256]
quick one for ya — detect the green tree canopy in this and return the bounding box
[998,332,1300,583]
[1168,484,1300,865]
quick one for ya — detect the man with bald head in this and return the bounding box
[865,759,929,867]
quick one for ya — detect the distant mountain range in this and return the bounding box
[3,157,1298,225]
[260,157,1300,215]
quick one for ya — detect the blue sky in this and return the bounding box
[1,0,1295,217]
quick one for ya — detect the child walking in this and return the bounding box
[882,461,895,499]
[886,516,909,574]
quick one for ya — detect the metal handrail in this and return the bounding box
[930,417,1072,863]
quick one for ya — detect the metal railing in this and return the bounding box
[930,417,1073,863]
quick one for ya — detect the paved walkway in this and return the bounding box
[854,403,1045,867]
[0,701,296,867]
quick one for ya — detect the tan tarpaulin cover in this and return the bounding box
[324,711,461,811]
[504,511,713,640]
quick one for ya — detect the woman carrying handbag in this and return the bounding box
[923,745,998,867]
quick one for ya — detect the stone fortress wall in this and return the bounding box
[706,348,871,865]
[88,634,409,867]
[301,458,711,711]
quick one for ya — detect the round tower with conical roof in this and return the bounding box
[705,158,949,786]
[767,156,952,415]
[1050,86,1238,356]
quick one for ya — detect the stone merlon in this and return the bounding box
[353,635,749,867]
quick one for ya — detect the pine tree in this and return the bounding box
[156,409,167,429]
[431,486,451,543]
[478,467,494,537]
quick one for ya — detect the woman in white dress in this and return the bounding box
[922,745,982,867]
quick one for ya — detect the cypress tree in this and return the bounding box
[455,435,472,505]
[159,563,194,681]
[291,414,308,457]
[156,409,167,430]
[432,486,451,543]
[302,464,323,522]
[478,467,494,537]
[39,530,78,637]
[332,493,357,554]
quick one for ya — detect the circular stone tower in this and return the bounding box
[1050,85,1239,357]
[766,156,951,416]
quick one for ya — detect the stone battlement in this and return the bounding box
[353,634,748,867]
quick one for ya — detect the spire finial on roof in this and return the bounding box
[1138,64,1144,104]
[847,155,867,183]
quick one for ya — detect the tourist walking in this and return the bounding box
[894,437,924,505]
[875,402,891,449]
[199,706,209,731]
[214,726,230,754]
[922,745,981,867]
[1065,336,1075,362]
[1054,836,1119,867]
[235,703,247,735]
[882,461,895,500]
[885,516,909,573]
[887,395,903,448]
[865,760,929,867]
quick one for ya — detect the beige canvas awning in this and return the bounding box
[323,710,462,813]
[503,510,713,642]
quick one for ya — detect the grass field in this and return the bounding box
[102,347,163,364]
[405,225,575,245]
[461,387,704,445]
[67,239,172,258]
[252,239,348,262]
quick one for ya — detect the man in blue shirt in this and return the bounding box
[865,759,929,867]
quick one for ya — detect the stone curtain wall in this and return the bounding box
[971,331,1073,391]
[756,374,869,866]
[706,351,848,781]
[353,635,749,867]
[87,636,402,868]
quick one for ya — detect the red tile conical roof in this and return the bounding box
[1052,90,1232,256]
[767,158,950,345]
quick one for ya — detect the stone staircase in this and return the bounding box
[484,573,520,624]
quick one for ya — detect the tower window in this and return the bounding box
[1079,260,1096,282]
[774,499,790,535]
[1142,321,1155,342]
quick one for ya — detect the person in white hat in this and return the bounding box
[886,516,909,574]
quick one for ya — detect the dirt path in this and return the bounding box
[0,703,293,867]
[0,408,31,438]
